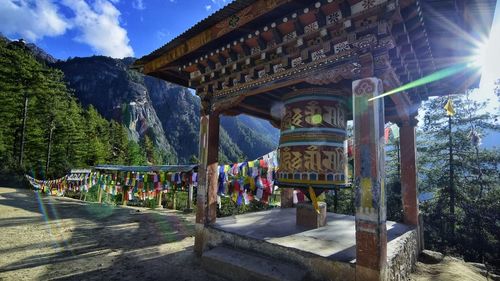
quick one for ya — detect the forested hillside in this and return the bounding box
[0,38,279,179]
[0,38,152,179]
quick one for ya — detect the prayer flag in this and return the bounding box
[308,186,320,214]
[390,124,399,139]
[444,98,455,116]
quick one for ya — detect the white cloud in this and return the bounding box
[156,29,171,41]
[0,0,69,41]
[0,0,134,58]
[62,0,134,58]
[210,0,228,8]
[132,0,145,10]
[205,5,212,11]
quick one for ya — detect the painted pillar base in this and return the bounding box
[356,265,387,281]
[296,202,327,229]
[194,223,206,256]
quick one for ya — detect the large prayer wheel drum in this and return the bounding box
[277,88,348,190]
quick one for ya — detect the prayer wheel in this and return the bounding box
[277,88,348,195]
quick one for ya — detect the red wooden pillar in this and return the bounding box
[194,112,219,256]
[352,77,387,281]
[399,120,419,226]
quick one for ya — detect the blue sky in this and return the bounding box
[0,0,230,59]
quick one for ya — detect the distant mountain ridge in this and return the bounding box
[49,55,279,164]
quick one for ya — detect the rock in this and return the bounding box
[489,272,500,281]
[467,262,488,277]
[468,262,487,270]
[419,250,444,264]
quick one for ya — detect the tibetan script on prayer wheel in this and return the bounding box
[277,89,348,188]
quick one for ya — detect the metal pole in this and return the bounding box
[449,115,455,239]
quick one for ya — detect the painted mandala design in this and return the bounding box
[334,41,350,54]
[283,31,297,42]
[273,63,285,73]
[311,49,326,61]
[228,15,240,28]
[291,57,303,68]
[257,69,267,78]
[326,11,342,25]
[304,21,319,33]
[251,47,261,55]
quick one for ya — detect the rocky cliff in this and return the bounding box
[52,56,279,164]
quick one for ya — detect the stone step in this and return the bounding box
[202,246,307,281]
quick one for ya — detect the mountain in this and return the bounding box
[52,56,177,161]
[51,56,279,164]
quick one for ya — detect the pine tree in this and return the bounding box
[418,93,500,266]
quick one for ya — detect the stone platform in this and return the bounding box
[202,208,419,281]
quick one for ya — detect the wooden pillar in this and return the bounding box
[352,77,387,281]
[194,112,220,256]
[399,120,419,226]
[280,188,294,208]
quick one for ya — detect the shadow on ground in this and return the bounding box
[0,187,223,281]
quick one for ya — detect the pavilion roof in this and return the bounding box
[136,0,255,68]
[133,0,496,102]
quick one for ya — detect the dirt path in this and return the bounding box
[0,187,224,281]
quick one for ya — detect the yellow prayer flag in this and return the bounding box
[308,186,320,214]
[444,98,455,116]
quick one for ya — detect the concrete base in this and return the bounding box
[202,246,307,281]
[296,202,326,229]
[203,208,420,281]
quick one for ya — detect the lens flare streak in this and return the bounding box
[368,63,475,101]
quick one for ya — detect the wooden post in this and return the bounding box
[194,112,220,256]
[122,186,128,206]
[187,183,194,211]
[172,185,177,210]
[334,187,339,213]
[98,184,103,204]
[157,190,163,208]
[352,77,387,281]
[399,120,419,226]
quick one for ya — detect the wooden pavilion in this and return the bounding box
[132,0,496,280]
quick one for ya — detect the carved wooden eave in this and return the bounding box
[133,0,496,124]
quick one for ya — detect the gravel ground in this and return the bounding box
[0,186,224,281]
[1,186,488,281]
